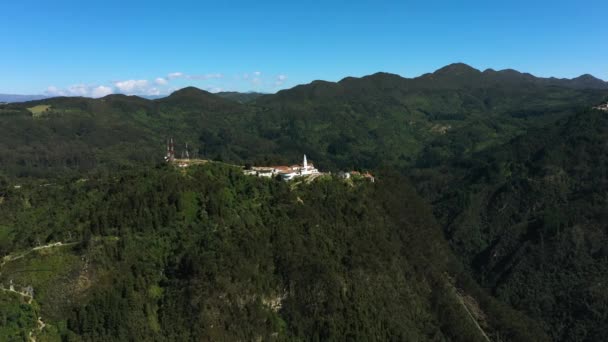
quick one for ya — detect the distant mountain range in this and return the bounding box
[0,94,49,103]
[2,62,608,340]
[0,91,267,103]
[2,62,607,176]
[1,65,605,103]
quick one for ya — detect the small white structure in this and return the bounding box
[299,155,319,176]
[257,169,275,178]
[280,172,298,181]
[338,171,351,179]
[593,103,608,111]
[245,155,321,181]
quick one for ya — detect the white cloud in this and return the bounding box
[146,87,161,96]
[205,86,224,93]
[91,85,113,97]
[275,74,288,86]
[66,84,90,96]
[45,86,65,96]
[45,84,113,98]
[240,71,269,88]
[113,79,149,93]
[167,72,184,79]
[42,69,283,98]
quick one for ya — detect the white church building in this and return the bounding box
[279,155,319,181]
[245,155,320,181]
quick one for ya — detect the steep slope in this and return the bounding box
[2,64,607,340]
[411,108,608,341]
[0,163,548,341]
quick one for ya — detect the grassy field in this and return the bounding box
[26,104,51,117]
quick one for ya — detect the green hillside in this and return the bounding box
[0,164,547,341]
[215,91,266,103]
[411,109,608,341]
[1,64,606,179]
[1,64,608,340]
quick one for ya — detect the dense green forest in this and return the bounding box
[1,64,606,178]
[215,91,266,104]
[0,164,547,341]
[1,64,608,340]
[412,109,608,341]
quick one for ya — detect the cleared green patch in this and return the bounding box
[0,245,83,321]
[0,225,12,257]
[0,225,10,243]
[26,105,51,117]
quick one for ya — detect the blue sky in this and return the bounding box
[1,0,607,96]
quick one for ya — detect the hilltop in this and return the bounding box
[2,63,608,340]
[410,108,608,341]
[1,63,607,178]
[0,163,548,341]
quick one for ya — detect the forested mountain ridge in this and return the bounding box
[2,63,608,341]
[0,164,548,341]
[1,63,606,179]
[215,91,266,103]
[253,64,607,170]
[0,91,266,104]
[411,108,608,341]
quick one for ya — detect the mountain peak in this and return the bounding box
[433,63,480,75]
[158,86,243,109]
[167,86,213,98]
[573,74,602,81]
[569,74,608,89]
[101,93,149,101]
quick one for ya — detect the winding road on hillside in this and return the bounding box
[1,241,75,341]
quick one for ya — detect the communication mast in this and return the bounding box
[165,138,175,162]
[184,143,190,160]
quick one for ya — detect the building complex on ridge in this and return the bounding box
[163,139,374,182]
[244,154,320,181]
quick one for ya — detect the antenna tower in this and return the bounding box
[165,137,175,162]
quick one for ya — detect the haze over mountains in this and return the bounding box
[0,94,49,103]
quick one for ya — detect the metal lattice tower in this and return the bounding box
[165,138,175,162]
